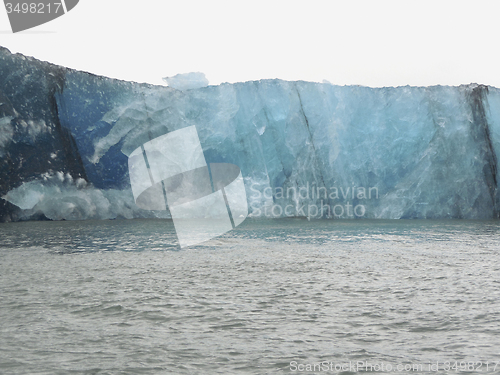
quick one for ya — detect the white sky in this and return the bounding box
[0,0,499,88]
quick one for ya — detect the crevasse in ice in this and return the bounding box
[1,46,500,221]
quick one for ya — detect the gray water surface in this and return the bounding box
[1,219,500,374]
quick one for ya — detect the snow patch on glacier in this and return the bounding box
[162,72,209,91]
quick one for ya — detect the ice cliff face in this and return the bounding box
[1,46,500,221]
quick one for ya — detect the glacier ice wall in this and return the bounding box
[1,46,499,221]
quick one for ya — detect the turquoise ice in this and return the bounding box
[1,47,500,221]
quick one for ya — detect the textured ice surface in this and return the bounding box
[2,172,169,221]
[1,46,500,221]
[162,72,209,91]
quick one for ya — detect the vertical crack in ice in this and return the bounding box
[468,84,498,217]
[262,107,287,184]
[140,145,154,185]
[140,91,170,212]
[50,67,88,182]
[141,91,154,142]
[294,84,331,216]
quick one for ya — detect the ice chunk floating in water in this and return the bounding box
[1,46,500,223]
